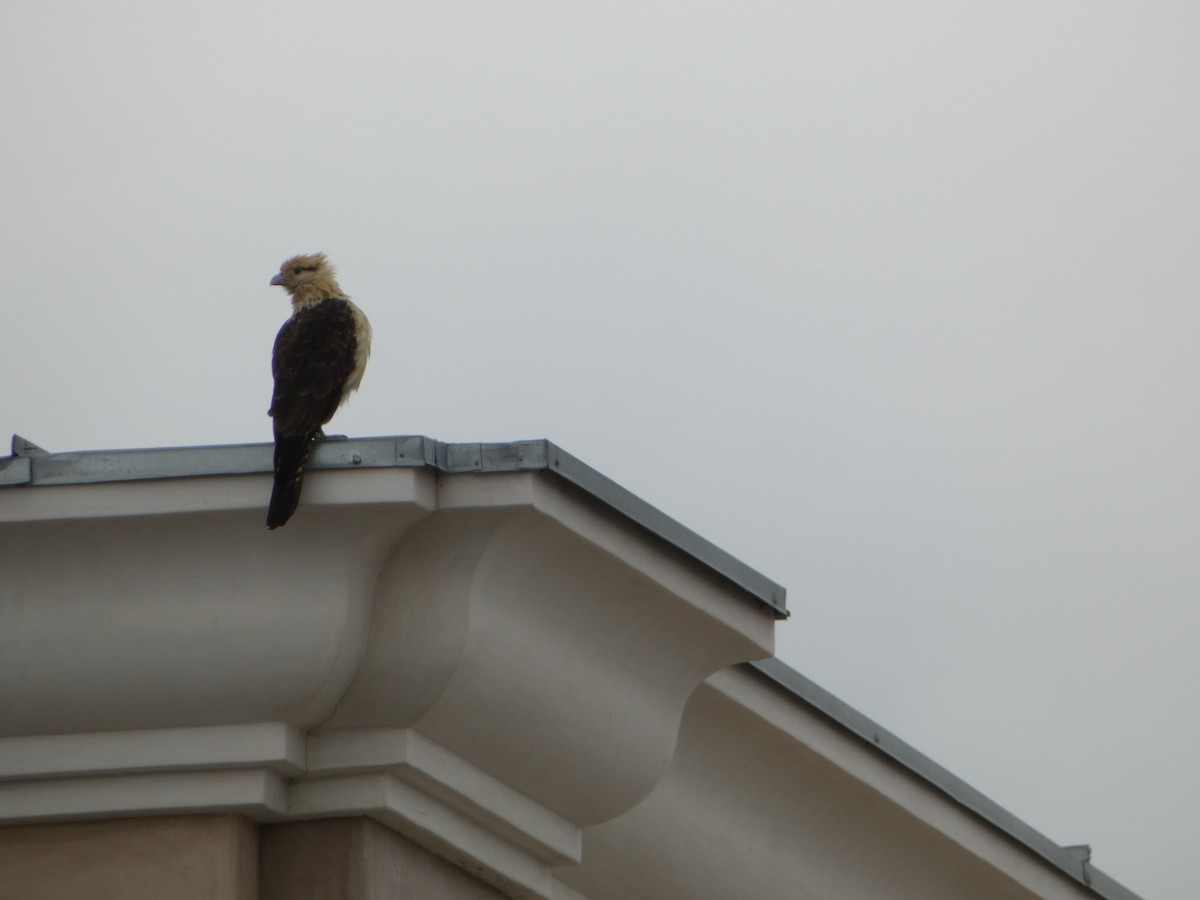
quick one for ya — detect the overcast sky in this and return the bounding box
[3,3,1197,897]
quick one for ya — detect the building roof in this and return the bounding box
[749,658,1139,900]
[1,433,787,618]
[0,433,1140,899]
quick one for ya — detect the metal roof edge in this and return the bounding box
[1,434,787,616]
[746,658,1142,900]
[542,442,787,616]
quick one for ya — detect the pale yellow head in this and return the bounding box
[270,253,344,305]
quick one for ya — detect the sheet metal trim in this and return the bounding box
[2,434,787,617]
[748,658,1142,900]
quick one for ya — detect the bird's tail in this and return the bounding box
[267,432,316,529]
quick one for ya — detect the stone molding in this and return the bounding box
[0,464,774,898]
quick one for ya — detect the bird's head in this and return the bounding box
[270,253,342,303]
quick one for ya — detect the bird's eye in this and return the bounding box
[292,267,302,275]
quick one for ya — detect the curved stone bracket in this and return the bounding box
[0,462,777,896]
[327,471,773,825]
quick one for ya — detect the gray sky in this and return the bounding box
[3,3,1197,896]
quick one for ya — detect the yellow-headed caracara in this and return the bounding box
[266,253,372,529]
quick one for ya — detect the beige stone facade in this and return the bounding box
[0,814,508,900]
[0,816,257,900]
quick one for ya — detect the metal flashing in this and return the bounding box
[11,435,48,456]
[747,658,1142,900]
[1,434,787,617]
[545,443,788,614]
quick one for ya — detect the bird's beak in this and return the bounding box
[270,273,286,286]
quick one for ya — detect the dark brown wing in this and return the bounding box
[269,298,358,438]
[266,298,359,529]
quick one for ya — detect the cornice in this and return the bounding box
[0,448,775,898]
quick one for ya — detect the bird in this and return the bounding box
[265,253,372,529]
